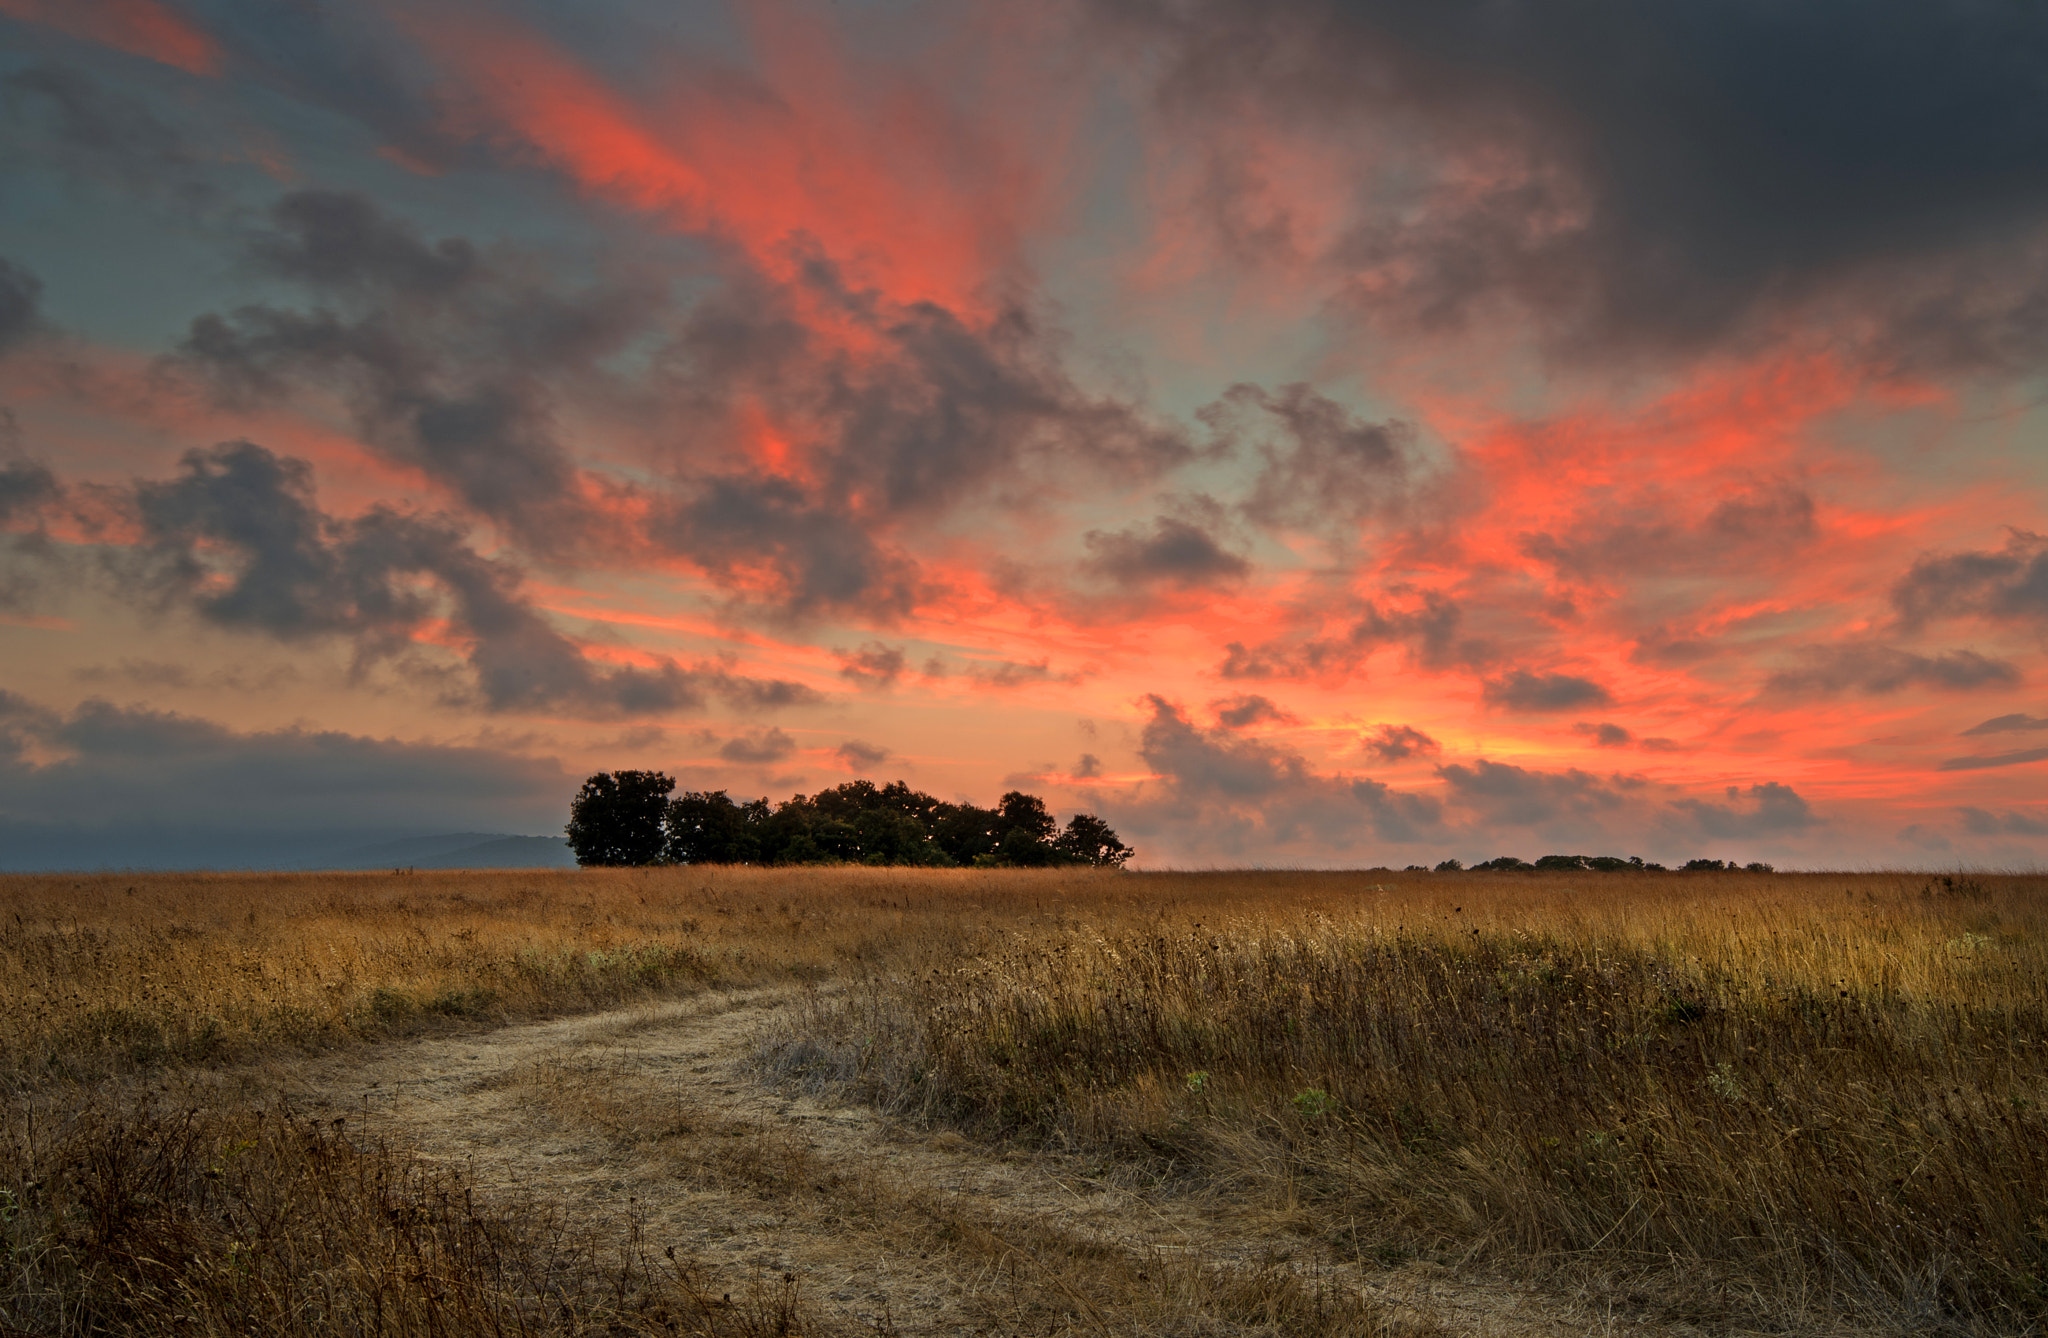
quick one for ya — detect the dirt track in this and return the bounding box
[263,988,1695,1337]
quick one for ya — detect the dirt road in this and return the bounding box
[264,988,1692,1337]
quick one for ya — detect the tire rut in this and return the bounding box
[266,989,1698,1337]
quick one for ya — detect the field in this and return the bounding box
[1,866,2043,1336]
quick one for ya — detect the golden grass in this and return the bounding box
[767,868,2048,1331]
[2,1096,812,1336]
[2,865,2044,1334]
[0,866,928,1086]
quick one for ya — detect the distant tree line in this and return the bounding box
[1421,855,1774,873]
[565,772,1135,869]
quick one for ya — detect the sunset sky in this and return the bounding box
[3,0,2048,869]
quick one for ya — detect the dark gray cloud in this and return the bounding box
[1483,669,1613,713]
[0,457,58,525]
[1211,693,1297,729]
[0,450,60,609]
[1361,722,1438,762]
[1892,531,2048,626]
[167,181,1192,624]
[660,476,924,621]
[174,304,613,557]
[1344,776,1446,844]
[173,191,658,557]
[1962,712,2048,736]
[648,266,1192,618]
[1938,747,2048,773]
[131,442,348,638]
[0,687,59,751]
[1670,782,1816,839]
[1083,515,1250,589]
[666,273,1192,512]
[194,3,474,177]
[0,692,573,868]
[1524,484,1817,579]
[1129,694,1441,847]
[1959,806,2048,837]
[1219,589,1490,681]
[716,675,825,712]
[116,440,816,717]
[719,727,796,765]
[1109,0,2048,371]
[1140,694,1307,799]
[1763,644,2020,697]
[0,64,210,203]
[1574,721,1633,748]
[249,189,481,296]
[1437,758,1631,828]
[0,257,44,357]
[835,642,909,688]
[1201,382,1419,535]
[1118,702,1826,862]
[835,739,891,772]
[962,658,1079,690]
[1074,752,1103,779]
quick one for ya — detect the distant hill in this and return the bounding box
[311,833,577,871]
[0,825,578,872]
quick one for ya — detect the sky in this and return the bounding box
[2,0,2047,870]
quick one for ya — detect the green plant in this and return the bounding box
[1291,1089,1337,1119]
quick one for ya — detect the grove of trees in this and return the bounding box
[565,773,1136,869]
[1427,855,1775,873]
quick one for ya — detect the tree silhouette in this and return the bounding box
[565,770,674,867]
[664,789,764,865]
[575,774,1137,869]
[1054,813,1136,867]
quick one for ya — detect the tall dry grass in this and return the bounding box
[4,865,2045,1333]
[771,869,2048,1332]
[2,1096,812,1336]
[0,864,1004,1338]
[0,866,989,1087]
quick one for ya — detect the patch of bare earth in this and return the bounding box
[259,989,1707,1337]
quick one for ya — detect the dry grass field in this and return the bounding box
[1,866,2043,1336]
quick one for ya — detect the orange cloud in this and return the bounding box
[401,2,1055,313]
[0,0,221,75]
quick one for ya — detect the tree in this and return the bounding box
[996,791,1057,842]
[997,825,1058,866]
[1053,813,1135,868]
[854,807,945,865]
[664,790,765,865]
[932,801,1001,865]
[565,770,674,867]
[567,772,1132,869]
[970,791,1056,866]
